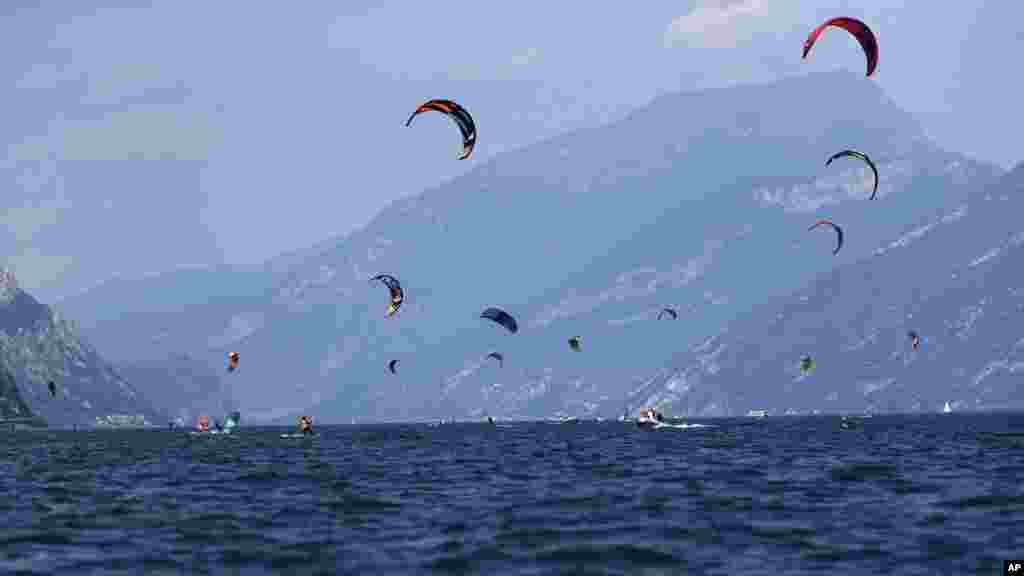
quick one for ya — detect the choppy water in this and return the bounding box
[2,413,1022,575]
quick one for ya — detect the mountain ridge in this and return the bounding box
[56,71,1003,423]
[622,161,1024,417]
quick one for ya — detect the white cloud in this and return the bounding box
[8,109,220,163]
[664,0,801,50]
[4,249,76,289]
[665,0,770,49]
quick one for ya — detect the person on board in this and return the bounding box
[298,416,314,435]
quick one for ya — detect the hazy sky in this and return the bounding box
[2,1,1020,298]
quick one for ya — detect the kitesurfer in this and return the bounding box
[298,416,314,436]
[637,408,664,429]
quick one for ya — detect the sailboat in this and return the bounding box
[943,401,952,414]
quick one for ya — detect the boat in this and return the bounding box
[943,401,952,414]
[746,410,768,418]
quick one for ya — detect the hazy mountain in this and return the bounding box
[624,162,1024,417]
[56,264,276,365]
[0,269,161,427]
[117,353,232,426]
[58,71,1002,423]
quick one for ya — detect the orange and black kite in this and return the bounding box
[406,99,477,160]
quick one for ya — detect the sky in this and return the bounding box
[1,0,1020,300]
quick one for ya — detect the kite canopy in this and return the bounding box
[481,307,518,333]
[657,307,678,320]
[388,359,399,374]
[808,219,844,255]
[568,336,582,352]
[803,16,879,77]
[406,99,478,160]
[800,356,815,372]
[485,352,504,368]
[48,381,57,398]
[371,274,404,317]
[827,149,879,200]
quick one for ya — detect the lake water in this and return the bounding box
[2,413,1022,575]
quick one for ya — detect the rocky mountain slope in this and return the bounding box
[0,269,161,427]
[624,162,1024,417]
[0,361,37,422]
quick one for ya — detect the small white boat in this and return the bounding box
[747,410,768,418]
[943,401,952,414]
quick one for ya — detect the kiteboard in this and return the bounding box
[280,433,319,439]
[639,422,714,431]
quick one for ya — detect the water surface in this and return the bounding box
[2,413,1021,575]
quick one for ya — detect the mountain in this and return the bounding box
[0,269,161,427]
[56,264,276,365]
[624,162,1024,417]
[58,71,1002,423]
[0,361,37,422]
[301,70,998,422]
[116,353,233,425]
